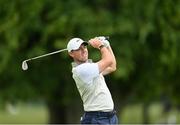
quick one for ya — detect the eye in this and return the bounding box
[83,46,87,49]
[82,44,87,48]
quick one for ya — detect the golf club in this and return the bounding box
[22,36,109,71]
[22,48,67,70]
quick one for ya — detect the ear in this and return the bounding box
[69,52,74,58]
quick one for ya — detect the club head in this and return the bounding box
[22,61,28,70]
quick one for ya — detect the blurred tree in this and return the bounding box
[0,0,179,123]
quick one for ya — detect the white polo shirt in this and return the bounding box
[71,59,114,112]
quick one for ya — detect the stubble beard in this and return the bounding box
[75,56,88,64]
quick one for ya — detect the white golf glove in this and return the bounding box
[97,36,110,47]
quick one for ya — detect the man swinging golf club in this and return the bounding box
[67,36,118,124]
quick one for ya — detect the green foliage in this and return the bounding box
[0,0,179,108]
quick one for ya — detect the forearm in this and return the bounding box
[97,36,116,71]
[96,45,114,73]
[107,46,116,70]
[101,45,116,75]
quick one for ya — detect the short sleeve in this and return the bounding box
[72,63,99,84]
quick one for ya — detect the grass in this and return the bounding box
[0,102,179,124]
[0,103,48,124]
[120,103,143,123]
[120,103,180,124]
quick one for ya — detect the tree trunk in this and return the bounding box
[142,102,150,124]
[66,99,83,123]
[47,102,67,124]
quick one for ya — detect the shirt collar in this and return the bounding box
[71,59,93,68]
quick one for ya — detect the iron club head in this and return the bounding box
[21,48,67,70]
[22,60,28,70]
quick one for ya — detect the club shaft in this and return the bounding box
[26,48,67,62]
[24,36,109,62]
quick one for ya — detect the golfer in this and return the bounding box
[67,37,118,124]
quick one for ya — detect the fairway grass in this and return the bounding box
[0,102,179,124]
[0,103,48,124]
[120,103,180,124]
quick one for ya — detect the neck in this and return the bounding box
[75,60,87,65]
[72,59,92,67]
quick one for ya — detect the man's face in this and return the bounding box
[69,44,88,63]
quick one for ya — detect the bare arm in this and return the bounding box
[102,45,117,75]
[89,38,113,73]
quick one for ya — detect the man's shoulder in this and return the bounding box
[73,62,99,76]
[74,62,96,71]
